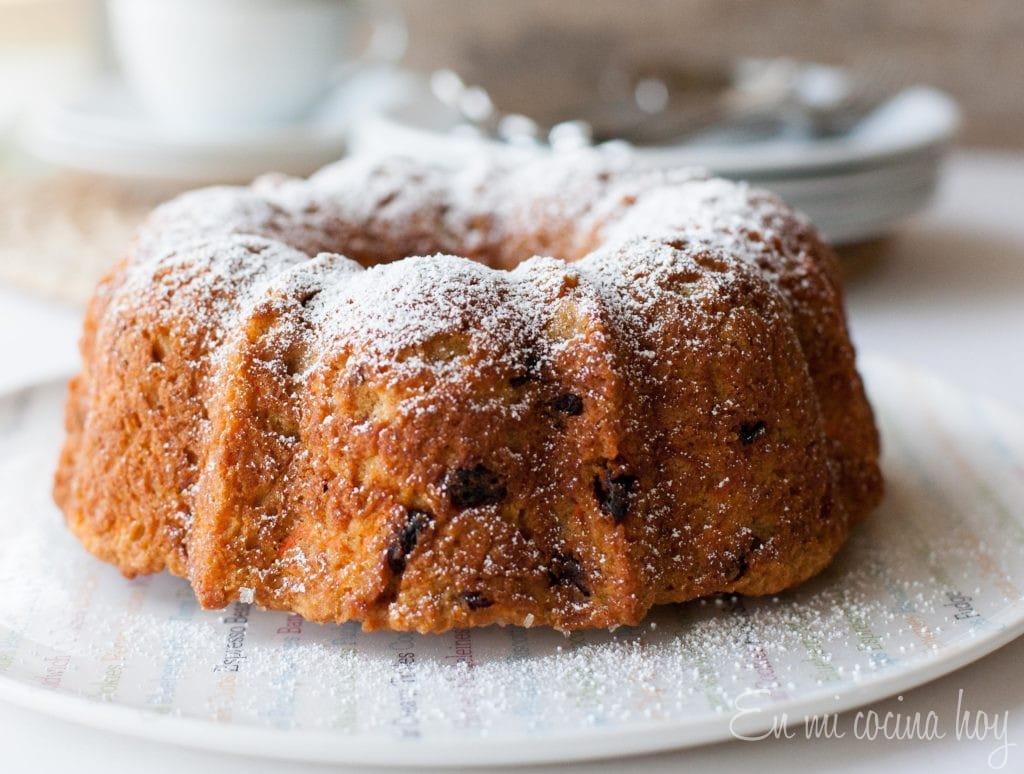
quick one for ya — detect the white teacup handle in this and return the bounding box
[355,0,408,66]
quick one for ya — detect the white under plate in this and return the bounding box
[21,68,408,182]
[349,81,958,245]
[351,80,959,177]
[0,357,1022,767]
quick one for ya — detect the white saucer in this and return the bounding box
[349,79,959,244]
[764,150,943,244]
[0,357,1023,766]
[22,68,411,182]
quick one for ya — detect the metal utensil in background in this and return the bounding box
[431,58,901,149]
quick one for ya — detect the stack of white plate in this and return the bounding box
[24,67,959,245]
[22,68,408,183]
[349,78,960,245]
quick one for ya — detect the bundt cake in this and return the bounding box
[54,153,882,633]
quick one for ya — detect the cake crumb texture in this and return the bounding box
[53,153,882,633]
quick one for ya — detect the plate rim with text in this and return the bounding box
[0,356,1022,768]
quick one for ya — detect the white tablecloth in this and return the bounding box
[1,150,1022,773]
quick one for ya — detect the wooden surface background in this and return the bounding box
[396,0,1024,148]
[2,0,1020,147]
[1,0,1019,304]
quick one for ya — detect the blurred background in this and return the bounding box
[5,1,1023,142]
[1,0,1020,300]
[0,0,1021,410]
[402,0,1023,148]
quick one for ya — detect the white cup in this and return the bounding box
[107,0,406,134]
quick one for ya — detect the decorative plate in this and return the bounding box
[0,357,1021,766]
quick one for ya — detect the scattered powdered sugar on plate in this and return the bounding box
[1,360,1023,765]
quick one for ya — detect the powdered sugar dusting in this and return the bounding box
[119,150,804,399]
[3,368,1024,763]
[55,148,887,634]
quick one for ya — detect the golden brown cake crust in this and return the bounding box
[54,153,882,633]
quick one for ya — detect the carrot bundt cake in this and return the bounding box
[54,153,882,633]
